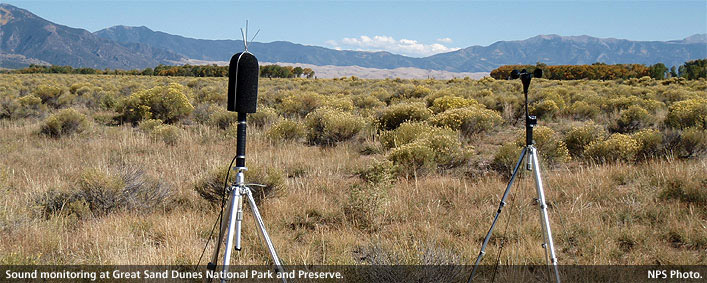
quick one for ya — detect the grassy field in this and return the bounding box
[0,74,704,266]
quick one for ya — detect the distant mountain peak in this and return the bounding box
[683,34,707,43]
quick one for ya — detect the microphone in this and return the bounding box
[228,52,259,113]
[533,68,543,78]
[227,51,260,168]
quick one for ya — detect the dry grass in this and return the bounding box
[0,74,705,266]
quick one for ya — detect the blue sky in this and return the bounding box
[4,0,706,57]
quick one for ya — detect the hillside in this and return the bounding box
[0,4,184,69]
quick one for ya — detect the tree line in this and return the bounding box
[490,59,706,80]
[4,64,315,79]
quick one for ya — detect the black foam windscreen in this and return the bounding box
[510,69,520,79]
[534,68,543,78]
[227,52,259,113]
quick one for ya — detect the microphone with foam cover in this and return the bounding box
[534,68,543,78]
[227,52,259,113]
[510,69,520,79]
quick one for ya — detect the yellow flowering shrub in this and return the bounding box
[429,106,502,136]
[584,133,640,163]
[430,96,478,113]
[305,107,364,145]
[665,98,707,129]
[631,129,663,160]
[564,121,606,157]
[266,119,306,142]
[378,102,432,130]
[40,108,90,137]
[116,83,193,124]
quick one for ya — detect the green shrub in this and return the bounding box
[396,85,432,99]
[382,122,469,173]
[191,103,219,125]
[345,182,387,231]
[584,133,639,163]
[116,83,193,124]
[0,96,17,119]
[378,102,432,130]
[676,127,707,158]
[41,166,170,218]
[34,84,66,108]
[9,95,45,119]
[98,91,118,110]
[248,106,279,127]
[279,91,325,117]
[388,141,436,174]
[353,94,386,109]
[137,119,163,132]
[305,107,364,145]
[370,88,392,104]
[530,100,560,119]
[356,160,396,185]
[210,110,239,129]
[429,106,502,136]
[194,86,225,104]
[40,108,90,138]
[379,121,451,149]
[266,119,306,142]
[491,142,523,175]
[564,122,607,157]
[631,129,663,160]
[604,96,643,112]
[613,105,654,133]
[430,96,477,113]
[657,175,706,206]
[569,101,600,119]
[151,124,180,145]
[665,98,707,129]
[69,83,91,94]
[322,95,354,112]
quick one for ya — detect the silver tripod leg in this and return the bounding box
[468,147,528,283]
[234,189,244,251]
[529,146,560,283]
[208,189,235,273]
[220,187,243,282]
[244,187,286,282]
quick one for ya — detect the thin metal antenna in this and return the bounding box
[250,29,260,44]
[240,28,247,51]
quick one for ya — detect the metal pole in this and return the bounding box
[529,146,560,283]
[209,191,233,270]
[468,147,528,283]
[234,172,245,251]
[221,188,240,282]
[245,187,287,283]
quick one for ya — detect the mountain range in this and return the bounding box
[1,3,705,72]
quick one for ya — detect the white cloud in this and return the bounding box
[326,35,460,57]
[437,37,453,43]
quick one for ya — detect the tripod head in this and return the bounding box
[509,69,542,146]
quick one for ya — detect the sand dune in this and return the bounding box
[180,58,488,79]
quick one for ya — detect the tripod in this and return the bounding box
[468,70,560,283]
[207,114,286,283]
